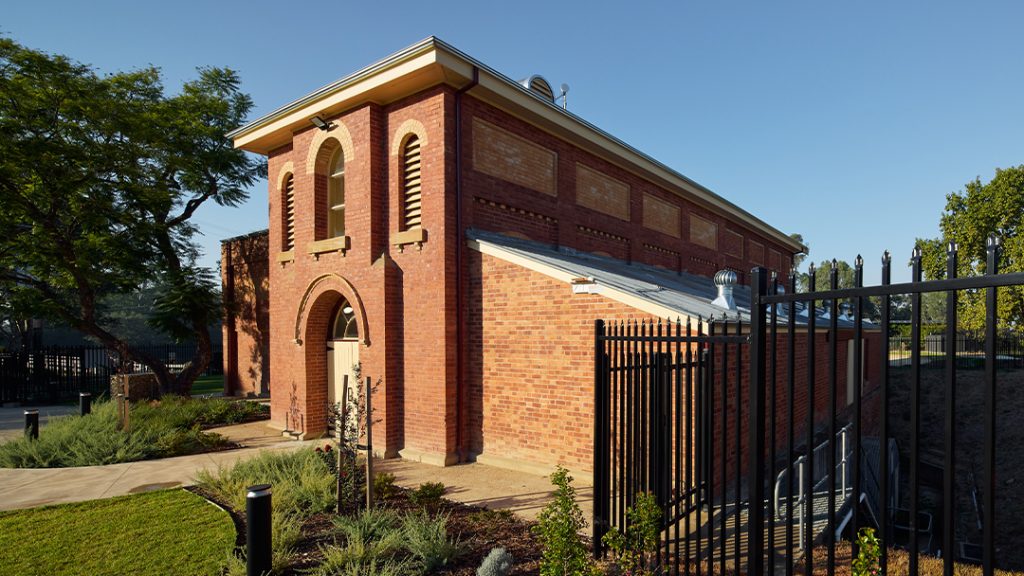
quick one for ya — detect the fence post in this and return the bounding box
[365,376,374,510]
[592,319,608,557]
[748,267,769,574]
[246,484,272,576]
[79,392,92,416]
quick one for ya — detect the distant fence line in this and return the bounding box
[0,343,223,404]
[889,334,1024,369]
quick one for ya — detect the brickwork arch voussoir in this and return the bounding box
[294,274,369,346]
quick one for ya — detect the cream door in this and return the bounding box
[327,340,359,411]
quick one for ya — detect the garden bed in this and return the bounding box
[0,396,268,468]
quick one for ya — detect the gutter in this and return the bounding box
[453,67,479,463]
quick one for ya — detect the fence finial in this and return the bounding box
[855,254,863,268]
[882,250,891,264]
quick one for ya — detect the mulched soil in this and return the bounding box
[193,484,547,575]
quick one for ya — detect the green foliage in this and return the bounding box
[477,547,514,576]
[533,466,596,576]
[601,492,662,576]
[0,489,235,576]
[408,481,447,507]
[852,527,881,576]
[195,448,336,519]
[0,397,263,467]
[916,165,1024,330]
[0,37,264,395]
[332,508,402,549]
[402,511,465,573]
[373,471,399,500]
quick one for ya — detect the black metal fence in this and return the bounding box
[594,237,1021,575]
[0,343,222,404]
[889,334,1024,369]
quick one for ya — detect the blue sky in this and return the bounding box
[5,0,1023,284]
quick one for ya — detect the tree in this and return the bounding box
[0,38,263,394]
[916,166,1024,330]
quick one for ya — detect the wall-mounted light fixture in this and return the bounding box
[310,115,333,131]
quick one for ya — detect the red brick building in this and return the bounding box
[221,38,814,473]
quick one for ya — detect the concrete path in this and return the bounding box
[0,417,593,527]
[0,422,318,511]
[0,404,78,443]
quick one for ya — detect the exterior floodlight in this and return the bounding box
[310,116,332,131]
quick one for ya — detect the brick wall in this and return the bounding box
[221,232,270,397]
[459,96,795,277]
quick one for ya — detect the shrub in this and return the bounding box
[403,511,464,573]
[332,508,402,549]
[195,448,335,519]
[533,466,596,576]
[373,471,398,500]
[601,491,661,575]
[0,397,264,468]
[852,527,881,576]
[477,547,514,576]
[408,481,446,507]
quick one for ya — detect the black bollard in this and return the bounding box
[246,484,272,576]
[79,392,92,416]
[24,409,39,440]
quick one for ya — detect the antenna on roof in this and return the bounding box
[556,83,570,110]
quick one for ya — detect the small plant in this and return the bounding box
[533,466,596,576]
[852,527,881,576]
[477,547,514,576]
[403,511,464,573]
[332,508,402,548]
[601,491,662,575]
[409,481,447,507]
[373,471,398,501]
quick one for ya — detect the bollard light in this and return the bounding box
[246,484,272,576]
[24,409,39,440]
[79,392,92,416]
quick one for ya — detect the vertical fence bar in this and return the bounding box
[983,237,999,576]
[827,261,839,576]
[684,318,692,576]
[769,271,779,575]
[748,268,769,575]
[619,321,627,533]
[733,317,742,570]
[879,251,892,576]
[594,319,607,556]
[720,315,729,573]
[804,263,817,576]
[786,269,797,576]
[852,255,864,558]
[698,341,707,576]
[910,247,923,576]
[943,243,958,576]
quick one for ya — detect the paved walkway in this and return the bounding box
[0,404,78,443]
[0,418,592,525]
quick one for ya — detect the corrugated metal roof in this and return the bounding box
[467,229,865,329]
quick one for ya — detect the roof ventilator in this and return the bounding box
[711,270,738,311]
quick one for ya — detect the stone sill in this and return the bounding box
[391,228,426,251]
[306,236,350,258]
[276,250,295,264]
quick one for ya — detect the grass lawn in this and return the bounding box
[0,489,235,576]
[191,374,225,396]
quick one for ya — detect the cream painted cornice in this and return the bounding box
[231,36,804,255]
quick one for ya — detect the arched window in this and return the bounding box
[282,173,295,251]
[328,148,345,237]
[331,299,358,340]
[402,135,422,230]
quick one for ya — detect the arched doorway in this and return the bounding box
[326,298,360,414]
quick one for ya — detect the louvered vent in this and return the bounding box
[402,136,422,230]
[284,174,296,251]
[520,75,555,102]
